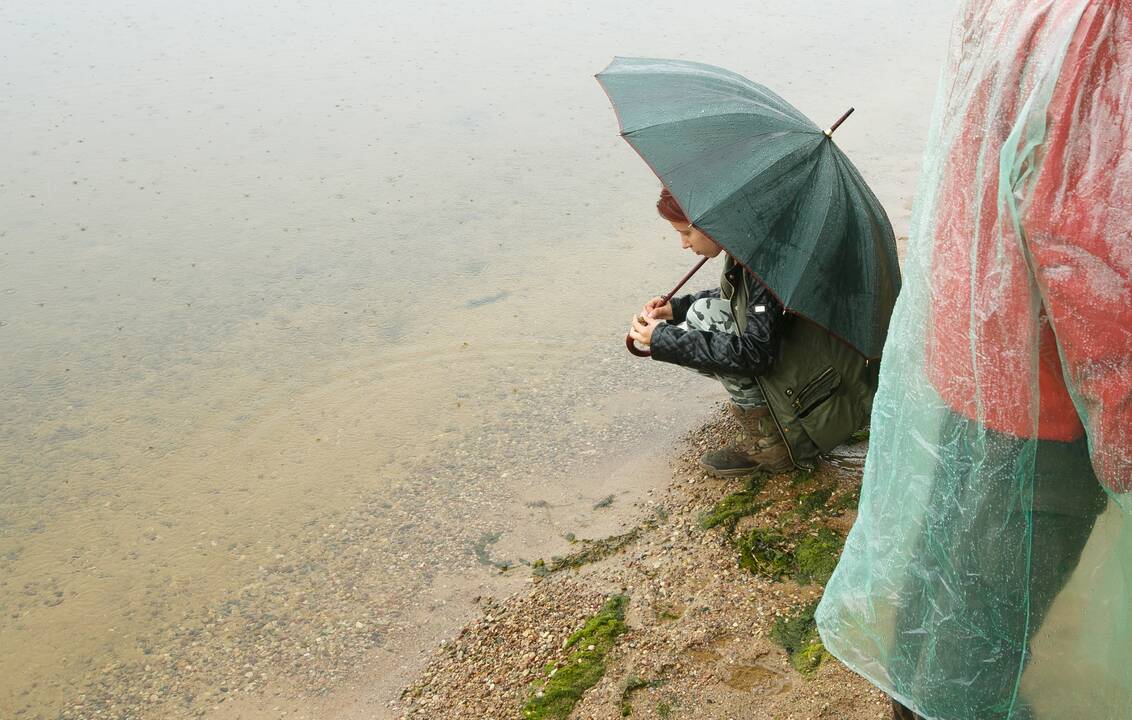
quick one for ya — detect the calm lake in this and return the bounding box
[0,1,954,717]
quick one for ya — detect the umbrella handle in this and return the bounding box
[626,333,651,357]
[824,107,855,137]
[626,255,711,359]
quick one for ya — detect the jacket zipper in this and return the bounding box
[792,367,836,411]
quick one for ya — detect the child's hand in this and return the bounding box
[630,313,662,347]
[643,296,673,320]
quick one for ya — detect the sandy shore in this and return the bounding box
[395,408,888,720]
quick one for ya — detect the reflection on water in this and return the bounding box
[0,0,954,716]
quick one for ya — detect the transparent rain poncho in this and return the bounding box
[816,2,1131,719]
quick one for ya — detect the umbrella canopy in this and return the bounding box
[596,57,900,359]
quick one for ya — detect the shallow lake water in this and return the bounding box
[0,1,955,717]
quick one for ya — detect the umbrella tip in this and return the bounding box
[824,107,855,137]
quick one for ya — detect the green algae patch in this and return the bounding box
[792,640,832,676]
[532,527,645,579]
[657,606,682,622]
[618,674,667,716]
[737,526,843,585]
[472,531,513,571]
[699,472,769,531]
[690,453,857,679]
[737,528,795,580]
[523,595,630,719]
[770,599,831,677]
[828,485,861,515]
[789,467,815,486]
[794,486,835,518]
[794,528,843,585]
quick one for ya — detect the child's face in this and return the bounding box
[669,221,723,258]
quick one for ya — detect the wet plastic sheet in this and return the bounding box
[816,2,1132,719]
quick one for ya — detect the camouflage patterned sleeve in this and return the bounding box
[668,287,721,325]
[651,284,782,376]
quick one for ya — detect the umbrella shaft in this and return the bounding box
[661,255,711,304]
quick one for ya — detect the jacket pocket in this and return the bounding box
[790,366,841,418]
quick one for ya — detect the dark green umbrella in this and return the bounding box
[597,57,901,359]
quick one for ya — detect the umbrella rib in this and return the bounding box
[691,138,824,226]
[789,147,841,298]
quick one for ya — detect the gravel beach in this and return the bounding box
[397,408,887,720]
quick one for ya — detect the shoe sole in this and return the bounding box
[697,460,762,478]
[698,459,795,478]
